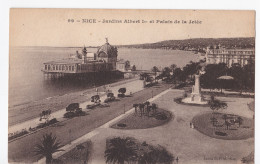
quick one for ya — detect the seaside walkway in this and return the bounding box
[9,81,172,163]
[9,78,143,134]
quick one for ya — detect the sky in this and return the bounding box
[10,9,255,47]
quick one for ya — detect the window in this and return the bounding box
[45,65,47,70]
[72,66,74,71]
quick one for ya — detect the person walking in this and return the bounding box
[176,156,179,163]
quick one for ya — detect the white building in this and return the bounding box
[205,46,255,67]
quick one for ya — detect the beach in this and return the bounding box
[9,77,139,126]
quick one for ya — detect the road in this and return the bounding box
[9,82,173,163]
[9,79,143,134]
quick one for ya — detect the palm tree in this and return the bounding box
[139,103,145,117]
[144,101,150,116]
[133,104,139,115]
[138,146,174,164]
[105,137,137,164]
[151,103,157,115]
[225,120,231,130]
[34,133,64,164]
[222,114,228,122]
[209,96,227,117]
[237,117,243,127]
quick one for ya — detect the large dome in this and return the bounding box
[97,42,118,57]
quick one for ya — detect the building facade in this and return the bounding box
[205,46,255,67]
[43,40,118,74]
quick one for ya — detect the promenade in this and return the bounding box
[8,81,172,163]
[9,77,142,134]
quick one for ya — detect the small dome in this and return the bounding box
[97,41,117,57]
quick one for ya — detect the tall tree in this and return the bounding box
[34,133,64,164]
[105,137,137,164]
[151,66,160,82]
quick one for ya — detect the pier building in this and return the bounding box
[42,39,118,76]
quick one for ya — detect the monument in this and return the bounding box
[182,74,207,105]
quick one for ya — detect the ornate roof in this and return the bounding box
[97,39,118,57]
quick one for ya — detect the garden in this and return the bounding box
[111,102,172,129]
[105,137,175,164]
[192,112,254,140]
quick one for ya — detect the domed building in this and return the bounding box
[43,38,119,75]
[97,38,118,70]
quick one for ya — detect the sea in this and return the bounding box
[9,47,200,107]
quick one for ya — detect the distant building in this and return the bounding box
[205,45,255,67]
[43,39,118,74]
[116,59,135,78]
[116,59,131,72]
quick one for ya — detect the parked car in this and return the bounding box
[104,93,116,103]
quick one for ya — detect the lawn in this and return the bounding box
[57,140,92,164]
[192,112,254,140]
[111,108,173,129]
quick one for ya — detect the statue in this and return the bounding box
[181,62,207,104]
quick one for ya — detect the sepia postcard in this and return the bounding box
[9,9,255,164]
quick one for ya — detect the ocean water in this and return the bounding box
[9,47,199,107]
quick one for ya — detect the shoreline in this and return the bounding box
[8,77,139,126]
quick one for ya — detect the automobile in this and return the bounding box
[86,102,100,109]
[100,103,110,108]
[104,93,116,103]
[66,103,80,112]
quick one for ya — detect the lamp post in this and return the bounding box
[69,129,72,144]
[152,90,153,98]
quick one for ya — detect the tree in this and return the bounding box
[173,67,185,83]
[139,103,145,117]
[208,95,227,126]
[105,137,137,164]
[229,63,244,93]
[237,117,243,127]
[151,66,160,82]
[125,60,131,70]
[209,96,227,115]
[225,120,231,130]
[161,67,171,80]
[144,101,150,116]
[118,88,126,97]
[131,65,137,71]
[140,73,149,80]
[151,103,157,114]
[34,133,64,164]
[170,64,177,72]
[222,114,228,122]
[200,63,228,90]
[133,104,139,115]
